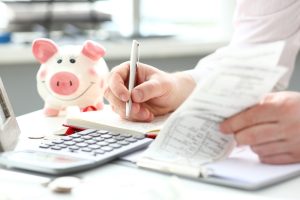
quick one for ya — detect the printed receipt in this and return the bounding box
[138,60,287,177]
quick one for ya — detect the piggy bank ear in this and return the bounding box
[81,40,106,61]
[32,38,58,63]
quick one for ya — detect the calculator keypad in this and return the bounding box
[38,129,146,157]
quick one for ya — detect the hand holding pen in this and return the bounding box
[104,41,195,122]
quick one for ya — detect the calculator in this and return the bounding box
[0,129,152,175]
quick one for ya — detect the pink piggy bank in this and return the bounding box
[32,38,109,116]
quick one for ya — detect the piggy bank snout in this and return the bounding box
[50,72,79,95]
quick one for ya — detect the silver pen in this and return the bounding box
[125,40,140,118]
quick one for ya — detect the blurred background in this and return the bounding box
[0,0,299,116]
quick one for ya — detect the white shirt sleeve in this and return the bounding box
[189,0,300,90]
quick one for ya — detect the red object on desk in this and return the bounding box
[63,124,85,135]
[145,133,157,139]
[64,105,97,135]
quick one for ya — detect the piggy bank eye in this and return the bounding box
[57,59,63,64]
[69,58,76,64]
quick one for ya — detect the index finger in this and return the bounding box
[220,103,280,134]
[109,62,130,101]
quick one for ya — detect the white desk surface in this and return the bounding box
[1,110,299,200]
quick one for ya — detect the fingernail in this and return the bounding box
[219,124,230,134]
[120,94,127,102]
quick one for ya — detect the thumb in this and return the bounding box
[131,79,166,103]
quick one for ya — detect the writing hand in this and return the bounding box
[104,62,195,122]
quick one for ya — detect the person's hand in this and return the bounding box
[220,91,300,164]
[104,62,196,122]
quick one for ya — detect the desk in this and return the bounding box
[1,110,299,199]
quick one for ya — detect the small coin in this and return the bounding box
[48,176,81,193]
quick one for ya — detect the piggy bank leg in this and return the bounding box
[44,107,60,116]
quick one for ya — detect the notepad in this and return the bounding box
[65,106,170,136]
[137,42,296,190]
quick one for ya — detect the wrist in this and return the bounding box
[172,72,196,109]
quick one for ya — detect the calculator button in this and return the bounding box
[70,134,81,138]
[97,130,109,134]
[69,146,80,150]
[51,146,62,150]
[76,143,88,147]
[109,132,120,136]
[101,146,113,152]
[93,137,104,142]
[73,138,84,143]
[52,139,64,144]
[78,131,92,136]
[41,142,55,146]
[117,141,130,146]
[94,149,105,155]
[86,140,97,144]
[109,143,122,149]
[134,135,145,140]
[89,144,101,149]
[122,133,132,138]
[114,136,125,141]
[106,139,117,143]
[39,144,50,148]
[64,141,76,146]
[58,144,67,148]
[90,132,101,137]
[61,136,72,141]
[125,138,137,143]
[97,141,108,146]
[82,135,92,140]
[81,148,92,152]
[101,134,112,139]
